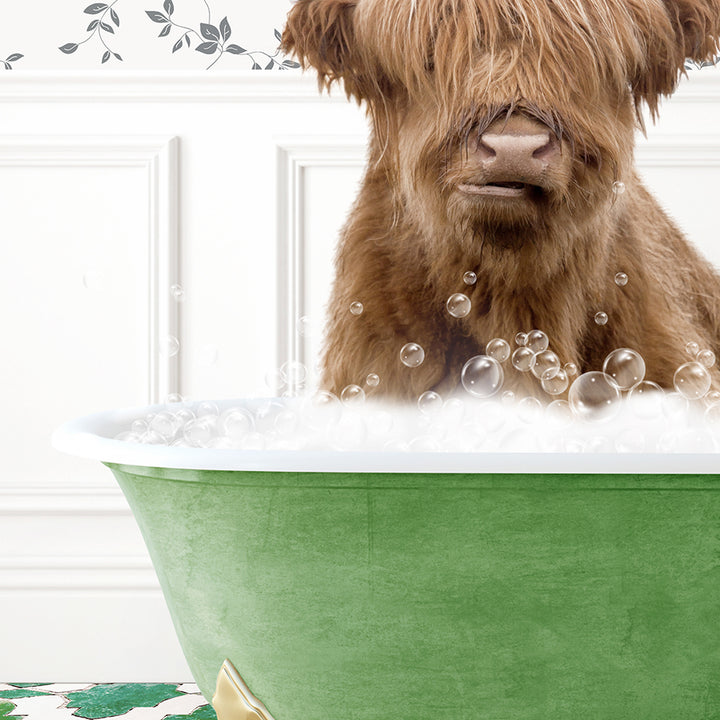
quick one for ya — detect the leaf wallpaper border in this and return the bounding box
[4,0,300,70]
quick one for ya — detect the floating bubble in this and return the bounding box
[612,181,625,195]
[602,348,645,390]
[463,271,477,285]
[265,368,286,393]
[183,417,216,447]
[501,390,515,405]
[697,349,716,368]
[418,391,443,415]
[685,341,700,357]
[366,373,380,387]
[160,335,180,357]
[131,418,148,435]
[170,284,184,301]
[281,360,307,386]
[461,355,504,398]
[511,346,535,372]
[446,293,471,318]
[350,301,364,316]
[166,393,184,403]
[220,408,253,439]
[546,399,573,426]
[627,381,664,418]
[196,401,219,417]
[526,330,549,353]
[594,312,608,326]
[341,384,366,406]
[705,390,720,407]
[486,338,511,362]
[705,404,720,424]
[530,349,560,379]
[541,367,569,395]
[149,411,177,440]
[568,371,621,421]
[673,361,711,400]
[515,332,528,346]
[517,396,542,423]
[304,391,342,427]
[400,343,425,368]
[614,272,628,287]
[297,316,313,337]
[564,362,578,377]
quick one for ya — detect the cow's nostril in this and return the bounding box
[532,135,559,160]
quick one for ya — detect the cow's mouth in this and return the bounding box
[457,181,538,198]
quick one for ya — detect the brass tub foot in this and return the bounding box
[212,659,276,720]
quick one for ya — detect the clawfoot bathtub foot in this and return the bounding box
[212,659,276,720]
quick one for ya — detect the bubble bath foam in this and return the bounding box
[55,405,720,719]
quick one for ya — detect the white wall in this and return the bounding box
[0,0,718,682]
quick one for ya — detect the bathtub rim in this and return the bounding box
[52,398,720,474]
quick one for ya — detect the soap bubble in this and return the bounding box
[517,396,542,423]
[612,181,625,194]
[501,391,515,405]
[341,384,366,406]
[446,293,471,318]
[139,430,167,445]
[274,409,300,435]
[149,411,177,440]
[131,418,148,435]
[281,360,307,386]
[564,362,578,377]
[220,408,254,439]
[568,371,621,421]
[485,338,511,362]
[515,332,528,346]
[418,391,443,415]
[183,417,216,447]
[705,404,720,424]
[400,343,425,367]
[594,312,608,326]
[461,355,504,398]
[541,367,569,395]
[526,330,549,353]
[530,349,560,379]
[685,341,700,357]
[673,362,711,399]
[350,301,364,315]
[602,348,645,390]
[170,284,184,301]
[511,346,534,372]
[546,399,573,426]
[697,349,716,368]
[297,316,313,337]
[627,381,664,418]
[614,272,628,287]
[463,271,477,285]
[304,391,342,427]
[196,401,219,418]
[705,390,720,407]
[366,373,380,387]
[160,335,180,357]
[166,393,184,403]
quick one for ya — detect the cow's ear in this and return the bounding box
[281,0,374,101]
[631,0,720,119]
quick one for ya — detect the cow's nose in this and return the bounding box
[473,114,561,178]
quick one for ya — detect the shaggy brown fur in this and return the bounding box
[282,0,720,401]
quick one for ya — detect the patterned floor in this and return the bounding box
[0,684,216,719]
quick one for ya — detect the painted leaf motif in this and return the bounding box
[6,53,23,62]
[159,24,171,37]
[0,699,19,717]
[220,17,231,42]
[282,59,300,68]
[265,59,274,69]
[102,50,110,63]
[59,43,79,54]
[84,3,108,13]
[163,704,217,719]
[172,38,183,53]
[87,19,99,30]
[196,41,218,54]
[200,23,220,42]
[113,52,123,60]
[110,8,120,26]
[252,62,261,69]
[100,21,114,33]
[146,11,168,23]
[65,684,184,719]
[274,28,282,42]
[164,0,174,15]
[225,44,245,54]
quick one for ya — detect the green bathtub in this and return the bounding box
[54,401,720,719]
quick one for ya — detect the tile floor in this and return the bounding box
[0,683,216,719]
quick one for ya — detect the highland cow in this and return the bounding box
[282,0,720,401]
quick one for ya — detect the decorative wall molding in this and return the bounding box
[0,485,129,515]
[275,137,367,388]
[0,555,159,592]
[0,135,179,404]
[635,133,720,166]
[0,71,343,103]
[0,68,717,103]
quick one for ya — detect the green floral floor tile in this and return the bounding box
[0,683,216,719]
